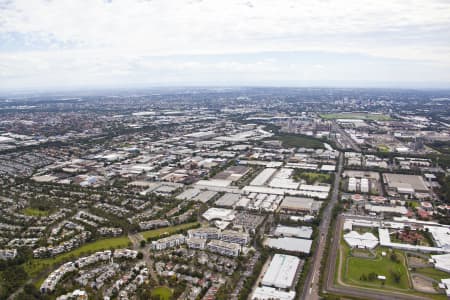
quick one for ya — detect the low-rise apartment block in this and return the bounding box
[207,240,241,257]
[151,234,186,250]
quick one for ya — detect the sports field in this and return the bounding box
[151,286,173,300]
[320,113,391,121]
[22,207,51,216]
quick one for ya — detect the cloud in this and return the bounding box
[0,0,450,89]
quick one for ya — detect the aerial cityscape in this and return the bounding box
[0,87,448,300]
[1,1,450,300]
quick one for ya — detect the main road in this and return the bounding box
[300,152,344,300]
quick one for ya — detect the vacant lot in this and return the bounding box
[293,171,332,184]
[321,113,391,121]
[414,267,450,281]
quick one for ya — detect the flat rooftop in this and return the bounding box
[384,173,428,192]
[267,237,312,253]
[261,254,300,289]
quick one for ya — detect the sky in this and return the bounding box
[1,0,450,91]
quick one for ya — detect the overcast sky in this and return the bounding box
[1,0,450,90]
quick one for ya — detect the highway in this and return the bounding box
[300,152,343,300]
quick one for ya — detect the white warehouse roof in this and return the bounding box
[269,178,300,190]
[261,254,300,289]
[432,254,450,273]
[202,208,235,221]
[252,286,296,300]
[321,165,336,172]
[425,226,450,250]
[267,237,312,253]
[344,231,379,249]
[196,179,232,187]
[299,184,331,193]
[274,225,313,239]
[250,168,277,186]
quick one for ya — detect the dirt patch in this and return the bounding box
[411,274,438,294]
[408,256,431,268]
[351,249,376,259]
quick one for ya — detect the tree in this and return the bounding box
[390,252,399,263]
[0,265,28,297]
[390,269,402,283]
[368,272,377,281]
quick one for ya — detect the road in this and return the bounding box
[128,233,159,282]
[300,152,343,300]
[332,121,361,152]
[322,215,430,300]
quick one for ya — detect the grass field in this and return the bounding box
[293,171,331,184]
[320,113,392,121]
[337,240,448,299]
[24,236,131,278]
[344,247,410,290]
[151,286,173,300]
[377,144,390,152]
[141,222,200,240]
[272,133,324,149]
[22,207,51,217]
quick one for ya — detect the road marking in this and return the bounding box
[309,287,312,294]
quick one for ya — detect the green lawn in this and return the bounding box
[24,236,131,278]
[151,286,173,300]
[345,248,410,290]
[378,144,390,152]
[22,207,51,217]
[338,241,448,299]
[141,222,199,240]
[320,113,392,121]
